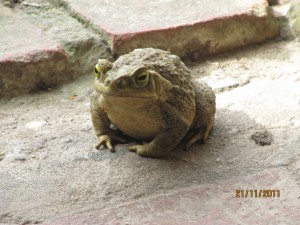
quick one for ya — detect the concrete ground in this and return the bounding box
[1,39,300,224]
[0,0,300,224]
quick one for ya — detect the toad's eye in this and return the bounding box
[131,66,149,87]
[94,64,100,78]
[137,74,147,81]
[135,73,148,86]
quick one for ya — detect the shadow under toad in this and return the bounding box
[86,108,270,184]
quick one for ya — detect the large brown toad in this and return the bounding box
[90,48,216,158]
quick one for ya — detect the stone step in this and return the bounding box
[21,3,111,79]
[0,3,111,97]
[0,5,67,97]
[62,0,279,59]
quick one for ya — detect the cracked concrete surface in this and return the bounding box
[0,39,299,224]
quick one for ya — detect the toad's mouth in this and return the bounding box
[97,90,153,99]
[94,85,156,100]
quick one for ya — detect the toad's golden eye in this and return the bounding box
[135,73,149,86]
[94,64,100,78]
[131,66,149,87]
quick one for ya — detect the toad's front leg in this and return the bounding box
[90,92,125,152]
[128,103,190,158]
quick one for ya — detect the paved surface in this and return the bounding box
[1,39,300,224]
[44,168,300,225]
[63,0,279,58]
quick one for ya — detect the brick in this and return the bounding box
[0,5,68,97]
[62,0,279,59]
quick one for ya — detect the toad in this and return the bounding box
[90,48,215,158]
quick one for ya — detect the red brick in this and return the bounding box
[63,0,279,58]
[0,5,68,97]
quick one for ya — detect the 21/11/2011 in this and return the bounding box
[236,189,280,198]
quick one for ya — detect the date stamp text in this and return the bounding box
[236,189,280,198]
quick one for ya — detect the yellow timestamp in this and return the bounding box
[236,189,280,198]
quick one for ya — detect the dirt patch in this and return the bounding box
[251,129,273,146]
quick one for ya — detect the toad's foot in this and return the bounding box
[95,133,126,153]
[128,144,166,158]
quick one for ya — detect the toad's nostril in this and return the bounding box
[104,78,112,86]
[116,79,126,90]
